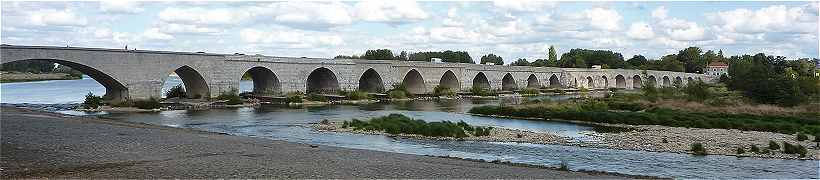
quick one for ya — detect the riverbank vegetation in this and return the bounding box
[341,114,492,138]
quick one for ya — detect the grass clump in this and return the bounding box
[690,142,707,155]
[736,147,745,154]
[782,141,808,157]
[519,88,539,95]
[387,83,412,99]
[216,88,242,105]
[768,140,780,150]
[165,84,186,98]
[133,98,162,109]
[342,114,492,138]
[796,133,808,141]
[470,87,497,96]
[433,85,457,97]
[285,92,304,103]
[342,90,370,100]
[82,92,103,109]
[750,145,760,153]
[306,93,328,102]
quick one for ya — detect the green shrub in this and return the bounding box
[342,114,470,138]
[750,145,760,153]
[388,90,407,99]
[286,92,304,103]
[768,140,780,150]
[554,88,566,94]
[433,85,457,97]
[797,133,808,141]
[306,93,328,102]
[690,142,707,155]
[471,87,496,96]
[558,161,569,171]
[344,91,370,100]
[216,88,242,105]
[815,133,820,142]
[165,84,186,98]
[520,88,539,95]
[736,147,745,154]
[685,80,712,102]
[578,87,589,92]
[82,92,103,109]
[133,98,161,109]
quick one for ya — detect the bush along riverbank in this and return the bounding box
[466,79,819,159]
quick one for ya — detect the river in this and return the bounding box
[1,76,817,179]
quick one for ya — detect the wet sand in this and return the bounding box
[0,106,633,179]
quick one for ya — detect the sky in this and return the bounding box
[2,1,818,64]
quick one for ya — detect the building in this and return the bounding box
[705,62,728,77]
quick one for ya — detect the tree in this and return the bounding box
[676,47,708,73]
[558,49,625,68]
[548,45,558,62]
[725,53,820,106]
[362,49,395,60]
[480,54,503,65]
[395,51,408,60]
[510,58,530,66]
[627,55,648,68]
[408,51,473,63]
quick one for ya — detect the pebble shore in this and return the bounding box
[312,121,819,160]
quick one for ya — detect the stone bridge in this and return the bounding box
[1,45,711,102]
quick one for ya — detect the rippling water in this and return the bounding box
[1,78,817,179]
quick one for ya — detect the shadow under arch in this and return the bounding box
[402,69,425,94]
[307,67,340,93]
[549,74,561,88]
[439,70,460,91]
[632,75,642,89]
[615,75,626,89]
[586,76,594,88]
[601,75,609,88]
[165,65,210,99]
[242,66,281,95]
[502,73,517,91]
[2,59,128,102]
[526,74,539,88]
[358,68,384,93]
[473,72,491,90]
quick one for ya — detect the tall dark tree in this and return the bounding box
[548,45,558,62]
[676,47,707,73]
[480,54,504,65]
[408,51,473,63]
[510,58,530,66]
[395,51,408,60]
[558,49,624,68]
[626,55,648,68]
[362,49,395,60]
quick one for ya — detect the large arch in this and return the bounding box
[501,73,517,91]
[358,68,384,93]
[168,65,210,99]
[586,76,594,88]
[632,75,642,89]
[242,66,280,95]
[548,74,561,88]
[472,72,491,90]
[674,77,683,87]
[526,74,539,88]
[402,69,425,94]
[615,75,626,89]
[648,75,657,87]
[439,70,460,91]
[662,76,671,87]
[601,76,609,88]
[1,59,128,102]
[306,67,340,93]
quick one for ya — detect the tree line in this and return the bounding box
[335,49,473,63]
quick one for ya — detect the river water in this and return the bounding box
[1,76,817,179]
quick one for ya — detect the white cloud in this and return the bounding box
[581,8,622,31]
[143,28,174,40]
[442,7,464,27]
[706,4,818,34]
[492,0,556,13]
[626,22,655,40]
[262,1,353,30]
[29,9,87,27]
[651,6,668,20]
[354,0,428,24]
[99,1,143,14]
[666,22,706,41]
[158,7,247,25]
[239,28,343,48]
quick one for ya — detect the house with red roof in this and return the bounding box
[705,62,728,76]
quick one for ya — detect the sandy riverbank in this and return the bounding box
[0,106,639,179]
[312,119,819,160]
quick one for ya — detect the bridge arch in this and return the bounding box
[647,75,657,87]
[586,76,594,88]
[632,75,642,89]
[472,72,491,90]
[501,73,517,91]
[662,76,671,87]
[402,69,425,94]
[601,76,609,88]
[1,59,128,102]
[166,65,210,99]
[306,67,340,93]
[439,70,460,91]
[358,68,384,93]
[548,74,561,88]
[242,66,280,95]
[615,75,626,88]
[526,74,539,88]
[674,77,683,87]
